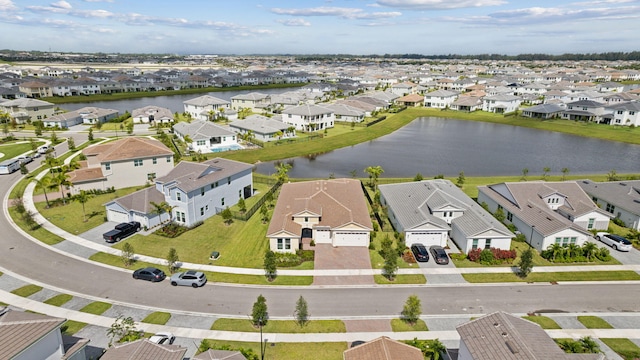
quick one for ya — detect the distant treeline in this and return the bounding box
[296,52,640,62]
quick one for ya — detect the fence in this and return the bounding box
[359,180,385,231]
[230,179,282,221]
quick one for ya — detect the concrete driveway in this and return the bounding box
[79,221,120,245]
[312,244,374,285]
[415,239,467,284]
[591,236,640,265]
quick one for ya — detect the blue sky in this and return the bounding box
[1,0,639,55]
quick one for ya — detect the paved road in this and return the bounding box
[2,147,640,318]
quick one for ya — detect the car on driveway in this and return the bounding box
[103,221,141,243]
[149,331,175,345]
[429,245,449,265]
[596,232,633,252]
[132,267,166,282]
[411,243,429,262]
[170,270,207,288]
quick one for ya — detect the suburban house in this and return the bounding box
[601,101,640,126]
[561,100,607,122]
[43,106,119,128]
[379,180,513,253]
[228,114,295,142]
[173,120,240,153]
[68,137,174,194]
[395,93,424,107]
[194,349,247,360]
[105,158,253,227]
[132,105,174,125]
[521,103,565,119]
[455,311,604,360]
[390,82,418,96]
[183,95,231,121]
[477,181,611,252]
[450,96,482,112]
[230,92,270,111]
[424,89,458,109]
[578,179,640,230]
[281,104,335,132]
[0,98,55,123]
[0,308,90,360]
[18,80,53,98]
[482,94,521,113]
[267,179,372,253]
[100,339,187,360]
[324,103,366,122]
[343,336,423,360]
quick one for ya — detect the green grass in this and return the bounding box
[201,339,348,360]
[390,318,428,331]
[211,318,346,333]
[79,301,112,315]
[522,315,561,329]
[462,270,640,283]
[577,316,614,329]
[43,294,73,306]
[61,320,88,335]
[141,311,171,325]
[8,207,65,245]
[600,338,640,360]
[0,142,42,159]
[10,284,43,297]
[374,274,427,284]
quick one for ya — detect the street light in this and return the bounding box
[259,317,267,360]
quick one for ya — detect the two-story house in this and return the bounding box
[230,92,270,111]
[183,95,230,121]
[68,137,174,194]
[280,104,335,132]
[578,179,640,231]
[424,90,458,109]
[228,114,295,142]
[0,98,55,123]
[561,99,607,122]
[482,94,522,113]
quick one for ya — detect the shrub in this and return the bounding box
[449,253,467,261]
[611,217,626,227]
[467,247,516,264]
[479,249,495,264]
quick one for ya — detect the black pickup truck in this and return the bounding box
[103,221,141,243]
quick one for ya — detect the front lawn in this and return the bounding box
[211,319,346,333]
[0,141,43,159]
[43,294,73,306]
[61,320,88,335]
[10,285,43,297]
[600,338,640,360]
[521,315,561,329]
[79,301,111,315]
[374,274,426,284]
[462,270,640,283]
[141,311,171,325]
[577,316,614,329]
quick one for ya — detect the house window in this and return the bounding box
[304,217,309,222]
[277,238,291,250]
[175,211,186,223]
[587,218,595,229]
[472,239,478,250]
[507,212,513,221]
[485,239,492,249]
[227,177,231,185]
[201,187,205,196]
[147,173,156,181]
[105,162,111,171]
[239,190,242,198]
[196,140,206,146]
[570,237,577,244]
[152,157,157,164]
[200,207,205,216]
[167,156,171,162]
[497,205,503,211]
[134,159,143,167]
[605,204,615,214]
[176,192,182,201]
[221,197,225,206]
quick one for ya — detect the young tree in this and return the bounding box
[541,167,551,180]
[561,167,570,181]
[381,235,398,280]
[251,294,268,328]
[259,203,269,224]
[166,248,180,274]
[263,250,277,282]
[126,121,134,134]
[88,127,94,141]
[456,171,465,188]
[294,295,309,327]
[274,162,292,183]
[121,243,135,267]
[52,171,70,205]
[364,165,384,187]
[264,191,274,208]
[221,207,233,226]
[237,197,247,214]
[494,207,505,223]
[606,169,619,181]
[74,190,92,222]
[413,173,424,181]
[106,315,139,347]
[518,248,534,278]
[50,130,58,144]
[19,162,28,175]
[67,136,76,151]
[401,295,422,325]
[521,168,529,181]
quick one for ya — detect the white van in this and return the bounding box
[0,159,21,174]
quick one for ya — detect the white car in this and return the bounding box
[149,331,175,345]
[596,232,633,252]
[37,145,50,154]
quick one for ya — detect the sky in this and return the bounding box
[1,0,639,55]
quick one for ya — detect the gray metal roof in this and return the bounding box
[281,104,333,116]
[156,158,252,194]
[183,95,229,106]
[173,120,235,140]
[523,103,565,114]
[228,115,290,134]
[578,179,640,216]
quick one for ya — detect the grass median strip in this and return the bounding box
[462,270,640,283]
[374,274,427,284]
[141,311,171,325]
[61,320,88,335]
[43,293,73,306]
[600,338,640,359]
[522,315,561,329]
[10,284,43,297]
[211,318,346,333]
[577,316,614,329]
[390,318,428,331]
[80,301,111,315]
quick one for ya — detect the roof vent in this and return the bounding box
[493,322,500,327]
[620,183,627,186]
[505,340,519,354]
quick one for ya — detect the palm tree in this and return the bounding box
[42,155,60,173]
[579,336,600,353]
[52,172,71,205]
[561,167,570,181]
[582,242,598,261]
[74,190,92,222]
[150,201,168,224]
[426,339,446,360]
[541,167,551,180]
[207,110,216,122]
[566,243,581,260]
[547,243,564,262]
[33,177,52,208]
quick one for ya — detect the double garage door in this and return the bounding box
[333,232,369,247]
[406,232,446,247]
[106,209,129,224]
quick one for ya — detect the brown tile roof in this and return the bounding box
[343,336,423,360]
[100,339,187,360]
[194,349,248,360]
[456,312,603,360]
[0,309,66,360]
[68,167,105,183]
[83,137,173,162]
[156,158,252,194]
[396,93,424,102]
[267,179,372,237]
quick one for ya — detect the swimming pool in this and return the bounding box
[210,144,244,153]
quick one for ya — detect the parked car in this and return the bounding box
[103,221,141,243]
[37,145,50,154]
[17,155,32,165]
[149,332,175,345]
[596,232,633,252]
[429,245,449,265]
[170,270,207,288]
[411,243,429,262]
[132,267,166,282]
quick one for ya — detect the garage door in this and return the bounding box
[107,209,129,223]
[406,232,444,247]
[333,232,369,247]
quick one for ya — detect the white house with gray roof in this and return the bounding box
[323,103,366,122]
[601,101,640,126]
[173,120,239,153]
[183,95,230,121]
[477,181,610,252]
[131,105,174,125]
[482,94,522,113]
[424,90,458,109]
[0,98,55,123]
[105,158,253,227]
[379,179,513,253]
[578,179,640,231]
[228,114,295,142]
[281,104,334,132]
[230,92,270,111]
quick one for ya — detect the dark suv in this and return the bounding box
[103,221,141,243]
[411,243,429,262]
[429,245,449,265]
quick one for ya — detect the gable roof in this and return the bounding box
[173,120,235,140]
[194,349,248,360]
[107,186,166,213]
[156,158,252,194]
[281,104,333,116]
[457,312,603,360]
[0,309,66,360]
[183,95,229,107]
[343,336,423,360]
[267,179,372,237]
[100,339,187,360]
[83,137,173,162]
[229,115,290,134]
[523,103,565,114]
[132,105,174,119]
[578,179,640,216]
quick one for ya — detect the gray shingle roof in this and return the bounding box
[0,309,66,360]
[578,179,640,216]
[110,186,166,213]
[100,339,187,360]
[173,120,235,140]
[156,158,252,194]
[183,95,229,106]
[228,115,290,134]
[281,104,333,116]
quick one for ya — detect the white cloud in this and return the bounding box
[51,1,72,10]
[0,0,18,11]
[270,6,401,19]
[277,18,312,26]
[375,0,506,10]
[83,0,114,2]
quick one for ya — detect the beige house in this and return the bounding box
[18,81,53,98]
[267,179,372,253]
[68,137,174,194]
[0,98,55,123]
